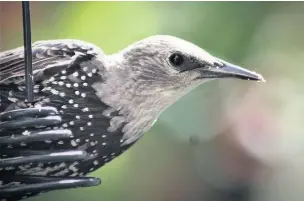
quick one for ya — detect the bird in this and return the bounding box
[0,35,265,200]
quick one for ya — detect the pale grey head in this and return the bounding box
[108,35,264,93]
[94,35,265,144]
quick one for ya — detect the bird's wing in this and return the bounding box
[0,39,103,84]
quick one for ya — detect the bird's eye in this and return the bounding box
[169,53,184,66]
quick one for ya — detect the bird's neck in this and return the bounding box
[93,55,200,145]
[92,71,189,145]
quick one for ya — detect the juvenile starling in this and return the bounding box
[0,35,265,200]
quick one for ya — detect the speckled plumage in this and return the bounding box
[0,40,134,200]
[0,35,264,200]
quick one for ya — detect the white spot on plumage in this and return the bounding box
[62,123,68,127]
[51,89,59,95]
[18,85,26,91]
[60,76,67,80]
[53,168,69,176]
[87,72,92,77]
[81,93,86,97]
[58,140,64,145]
[88,153,96,158]
[75,138,80,143]
[102,108,115,117]
[80,127,84,130]
[81,75,86,80]
[83,82,88,87]
[88,114,93,118]
[93,160,99,166]
[90,133,94,137]
[102,135,106,138]
[82,107,89,112]
[73,83,79,87]
[61,70,67,75]
[58,81,64,86]
[68,164,79,173]
[22,130,30,136]
[102,142,106,146]
[87,122,92,126]
[66,83,71,88]
[92,69,97,74]
[20,142,27,146]
[68,99,74,104]
[61,105,67,109]
[59,92,65,97]
[69,121,75,125]
[71,140,77,147]
[8,97,18,102]
[75,91,80,95]
[43,86,52,91]
[73,72,79,77]
[73,104,79,108]
[83,67,88,72]
[4,166,15,170]
[76,115,80,119]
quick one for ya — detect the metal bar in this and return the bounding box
[0,176,101,195]
[0,129,72,145]
[0,106,58,121]
[0,150,88,167]
[22,1,34,102]
[0,115,62,130]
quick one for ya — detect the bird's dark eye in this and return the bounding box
[169,53,184,66]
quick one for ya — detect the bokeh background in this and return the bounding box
[1,1,304,201]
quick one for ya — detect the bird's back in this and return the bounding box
[0,40,136,200]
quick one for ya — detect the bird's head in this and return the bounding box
[100,35,265,144]
[104,35,265,117]
[116,35,265,93]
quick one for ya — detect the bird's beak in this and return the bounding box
[198,58,266,82]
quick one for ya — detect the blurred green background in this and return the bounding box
[1,1,304,201]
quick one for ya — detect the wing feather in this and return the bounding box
[0,39,103,84]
